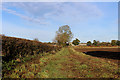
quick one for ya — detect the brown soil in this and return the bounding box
[74,48,120,62]
[75,48,120,52]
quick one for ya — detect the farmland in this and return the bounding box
[3,47,120,78]
[2,2,119,79]
[74,47,119,52]
[2,36,120,78]
[74,47,120,60]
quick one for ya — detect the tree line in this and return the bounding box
[54,25,120,46]
[86,40,120,46]
[71,39,120,46]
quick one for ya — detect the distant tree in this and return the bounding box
[34,38,39,41]
[72,38,80,45]
[107,42,111,46]
[100,42,111,46]
[54,25,73,46]
[48,42,51,44]
[97,41,100,46]
[93,40,96,46]
[111,40,117,46]
[93,40,100,46]
[100,42,106,46]
[116,40,120,46]
[93,40,97,46]
[87,41,92,46]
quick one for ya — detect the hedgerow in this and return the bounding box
[2,36,61,62]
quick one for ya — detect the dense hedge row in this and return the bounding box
[2,36,61,61]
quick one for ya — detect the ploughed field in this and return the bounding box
[74,47,120,64]
[74,47,120,52]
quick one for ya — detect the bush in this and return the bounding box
[2,36,61,62]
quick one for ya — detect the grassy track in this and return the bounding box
[3,47,120,78]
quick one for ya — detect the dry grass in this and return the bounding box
[3,47,120,78]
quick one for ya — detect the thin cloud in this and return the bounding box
[2,7,48,24]
[3,2,103,25]
[2,2,118,42]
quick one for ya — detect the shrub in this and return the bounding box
[2,36,61,62]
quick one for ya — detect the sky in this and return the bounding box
[1,2,118,43]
